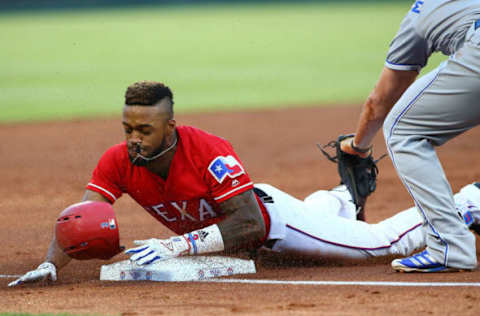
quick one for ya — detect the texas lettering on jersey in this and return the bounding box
[86,125,268,235]
[144,198,218,223]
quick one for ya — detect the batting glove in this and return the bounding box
[125,236,191,265]
[8,262,57,287]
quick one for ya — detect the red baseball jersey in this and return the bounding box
[86,125,270,237]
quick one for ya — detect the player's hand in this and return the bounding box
[8,262,57,287]
[125,236,191,265]
[339,135,372,158]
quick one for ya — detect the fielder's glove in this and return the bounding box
[319,134,385,221]
[125,236,191,265]
[8,262,57,287]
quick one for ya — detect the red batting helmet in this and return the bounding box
[55,201,122,260]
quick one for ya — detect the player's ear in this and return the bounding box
[165,119,176,136]
[167,119,176,130]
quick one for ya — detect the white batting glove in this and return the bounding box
[8,262,57,287]
[125,236,191,265]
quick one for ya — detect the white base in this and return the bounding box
[100,256,256,282]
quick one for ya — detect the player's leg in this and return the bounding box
[382,28,480,270]
[391,182,480,271]
[257,182,480,261]
[257,183,425,260]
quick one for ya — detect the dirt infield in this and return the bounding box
[1,105,480,315]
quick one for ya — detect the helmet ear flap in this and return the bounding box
[55,201,121,260]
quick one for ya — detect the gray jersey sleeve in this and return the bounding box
[385,5,431,72]
[385,0,480,72]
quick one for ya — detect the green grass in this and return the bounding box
[0,2,446,123]
[0,314,93,316]
[1,314,60,316]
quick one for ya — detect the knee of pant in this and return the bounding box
[304,191,341,210]
[383,129,403,152]
[383,116,408,153]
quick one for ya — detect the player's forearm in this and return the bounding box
[217,207,266,252]
[217,190,266,252]
[45,235,71,270]
[353,95,391,149]
[354,67,417,149]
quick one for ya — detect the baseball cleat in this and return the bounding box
[391,250,459,273]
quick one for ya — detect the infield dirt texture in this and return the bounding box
[1,1,480,315]
[1,106,480,315]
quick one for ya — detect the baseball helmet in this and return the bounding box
[55,201,122,260]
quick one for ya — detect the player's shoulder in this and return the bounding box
[404,0,461,22]
[177,125,237,166]
[98,142,129,165]
[177,125,229,148]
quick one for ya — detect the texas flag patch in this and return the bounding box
[208,155,245,183]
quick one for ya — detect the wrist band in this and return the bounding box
[350,138,372,154]
[187,233,198,255]
[184,224,225,255]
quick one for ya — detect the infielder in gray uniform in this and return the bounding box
[340,0,480,272]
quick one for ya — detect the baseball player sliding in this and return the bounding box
[339,0,480,272]
[9,81,480,287]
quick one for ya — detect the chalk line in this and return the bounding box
[205,279,480,287]
[0,274,21,279]
[3,273,480,287]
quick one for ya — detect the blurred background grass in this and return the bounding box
[0,2,446,122]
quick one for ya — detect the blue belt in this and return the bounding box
[475,18,480,30]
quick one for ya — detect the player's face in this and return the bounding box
[122,102,175,164]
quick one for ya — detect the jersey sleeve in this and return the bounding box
[385,7,431,72]
[203,140,254,203]
[86,146,124,203]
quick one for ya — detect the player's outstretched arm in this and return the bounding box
[349,67,418,152]
[8,229,70,287]
[8,190,111,287]
[126,190,265,265]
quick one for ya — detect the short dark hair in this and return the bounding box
[125,81,174,117]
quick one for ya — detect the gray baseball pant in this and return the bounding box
[383,24,480,269]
